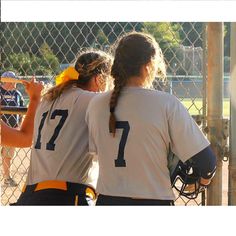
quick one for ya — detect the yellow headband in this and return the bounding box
[55,66,79,85]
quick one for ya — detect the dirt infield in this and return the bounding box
[1,148,31,205]
[1,148,229,206]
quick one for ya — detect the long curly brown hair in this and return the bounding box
[109,32,166,136]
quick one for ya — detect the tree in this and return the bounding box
[38,43,60,74]
[224,22,230,58]
[4,22,225,76]
[141,23,182,74]
[142,22,181,48]
[96,29,109,46]
[1,22,143,65]
[3,43,60,76]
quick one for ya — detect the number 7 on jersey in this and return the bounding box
[115,121,130,167]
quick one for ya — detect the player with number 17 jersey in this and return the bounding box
[13,49,113,205]
[27,88,95,186]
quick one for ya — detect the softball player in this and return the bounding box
[1,78,43,147]
[14,50,112,205]
[86,32,216,205]
[1,71,25,187]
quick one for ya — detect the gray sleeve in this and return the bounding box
[85,96,98,154]
[167,96,210,163]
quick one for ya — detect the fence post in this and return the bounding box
[228,23,236,205]
[202,23,207,131]
[206,23,224,205]
[201,23,208,205]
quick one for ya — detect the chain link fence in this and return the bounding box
[0,22,229,205]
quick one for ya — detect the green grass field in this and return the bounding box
[181,98,230,117]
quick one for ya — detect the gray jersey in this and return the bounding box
[26,87,96,186]
[86,87,210,200]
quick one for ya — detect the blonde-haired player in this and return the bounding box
[14,50,112,205]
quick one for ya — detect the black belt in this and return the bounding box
[97,194,174,205]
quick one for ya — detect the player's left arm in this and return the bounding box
[187,146,217,186]
[1,97,39,147]
[1,79,43,147]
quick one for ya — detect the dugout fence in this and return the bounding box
[0,22,233,206]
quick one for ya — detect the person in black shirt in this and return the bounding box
[1,71,24,187]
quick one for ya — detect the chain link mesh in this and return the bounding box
[0,22,218,205]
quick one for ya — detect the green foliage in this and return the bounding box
[4,43,60,76]
[224,23,230,57]
[96,29,109,46]
[141,23,182,73]
[142,22,181,48]
[4,22,230,77]
[2,22,182,67]
[39,43,60,74]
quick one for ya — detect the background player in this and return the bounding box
[1,71,24,187]
[14,49,112,205]
[86,32,216,205]
[1,78,43,147]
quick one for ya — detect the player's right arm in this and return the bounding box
[167,95,216,185]
[1,78,43,147]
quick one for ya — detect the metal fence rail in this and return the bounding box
[228,23,236,205]
[0,22,228,206]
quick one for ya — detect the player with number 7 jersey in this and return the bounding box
[85,32,216,205]
[13,50,113,205]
